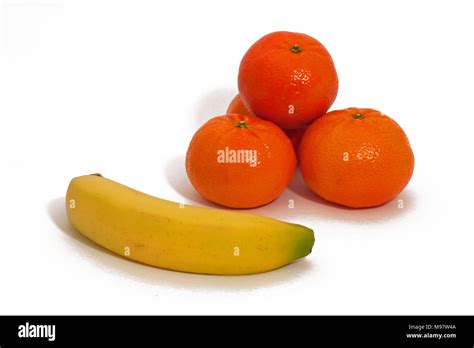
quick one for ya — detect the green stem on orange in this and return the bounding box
[291,44,302,53]
[352,113,364,120]
[235,121,249,128]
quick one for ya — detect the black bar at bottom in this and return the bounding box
[0,316,473,346]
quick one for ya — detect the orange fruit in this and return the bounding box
[238,31,338,129]
[226,94,254,116]
[284,127,307,152]
[299,108,414,208]
[227,93,307,152]
[186,114,296,208]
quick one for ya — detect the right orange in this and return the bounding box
[299,108,415,208]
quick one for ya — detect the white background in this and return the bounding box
[1,0,474,315]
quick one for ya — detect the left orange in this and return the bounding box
[186,114,296,208]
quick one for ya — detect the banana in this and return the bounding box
[65,174,314,275]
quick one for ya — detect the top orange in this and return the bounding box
[238,31,338,129]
